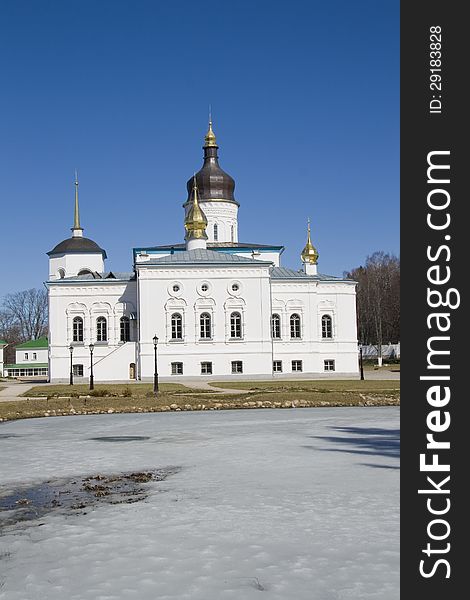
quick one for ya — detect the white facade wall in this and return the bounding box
[199,201,238,243]
[49,252,105,280]
[16,347,48,364]
[47,263,358,381]
[48,280,138,382]
[0,345,5,376]
[270,280,358,375]
[136,264,273,379]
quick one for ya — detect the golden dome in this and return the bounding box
[301,219,319,264]
[185,176,208,240]
[204,120,217,148]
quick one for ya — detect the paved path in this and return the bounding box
[0,380,36,402]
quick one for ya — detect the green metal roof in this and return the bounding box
[15,337,48,349]
[4,363,48,369]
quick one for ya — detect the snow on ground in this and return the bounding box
[0,408,399,600]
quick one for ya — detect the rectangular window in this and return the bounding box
[231,360,243,374]
[171,362,183,375]
[273,360,282,373]
[292,360,303,372]
[32,353,37,360]
[24,353,28,360]
[324,359,335,372]
[73,364,84,376]
[201,361,213,375]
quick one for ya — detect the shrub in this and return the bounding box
[89,389,109,397]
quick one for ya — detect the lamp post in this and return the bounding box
[89,343,95,390]
[359,344,364,381]
[69,345,74,386]
[153,335,159,394]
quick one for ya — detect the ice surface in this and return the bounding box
[0,408,399,600]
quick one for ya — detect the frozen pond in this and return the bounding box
[0,408,399,600]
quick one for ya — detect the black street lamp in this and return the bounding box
[153,335,159,394]
[89,343,95,390]
[69,345,74,386]
[359,344,365,381]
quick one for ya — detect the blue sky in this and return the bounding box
[0,0,399,296]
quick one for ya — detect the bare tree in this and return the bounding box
[346,252,400,365]
[1,288,48,343]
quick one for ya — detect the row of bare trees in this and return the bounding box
[345,252,400,365]
[0,288,48,364]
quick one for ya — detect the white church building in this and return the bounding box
[46,122,358,382]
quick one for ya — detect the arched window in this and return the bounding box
[213,223,218,241]
[171,313,183,340]
[230,312,242,339]
[58,268,66,279]
[290,313,301,339]
[321,315,333,339]
[96,316,107,342]
[120,316,131,342]
[200,313,212,339]
[73,316,84,342]
[271,314,281,339]
[78,269,93,277]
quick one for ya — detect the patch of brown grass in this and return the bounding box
[0,388,399,422]
[22,382,206,398]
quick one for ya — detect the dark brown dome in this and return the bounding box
[185,129,238,206]
[47,236,107,258]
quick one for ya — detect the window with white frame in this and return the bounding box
[271,314,281,339]
[292,360,303,372]
[24,353,28,360]
[290,313,301,339]
[73,364,84,376]
[73,316,84,342]
[273,360,282,372]
[201,361,213,375]
[214,223,218,241]
[324,359,335,371]
[231,360,243,374]
[230,312,242,339]
[120,316,131,342]
[171,313,183,340]
[96,316,107,342]
[171,362,183,375]
[32,353,37,360]
[200,313,212,339]
[321,315,333,339]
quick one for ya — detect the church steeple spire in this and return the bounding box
[72,170,84,238]
[185,175,208,250]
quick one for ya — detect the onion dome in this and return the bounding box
[184,176,208,241]
[185,120,238,206]
[301,219,319,265]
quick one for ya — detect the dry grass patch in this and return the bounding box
[22,382,206,398]
[210,379,400,394]
[0,388,399,422]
